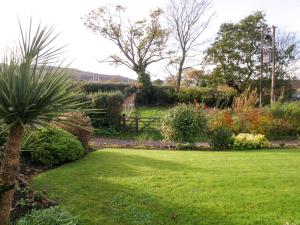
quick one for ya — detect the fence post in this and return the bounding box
[135,117,139,134]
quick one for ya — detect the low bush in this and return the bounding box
[29,128,84,166]
[54,112,93,152]
[89,91,124,129]
[210,126,233,150]
[161,104,207,144]
[16,206,80,225]
[266,101,300,137]
[232,133,269,150]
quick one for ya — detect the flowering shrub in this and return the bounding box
[231,109,268,134]
[232,133,269,150]
[161,104,207,144]
[208,110,233,133]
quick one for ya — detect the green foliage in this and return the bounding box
[16,207,80,225]
[267,101,300,136]
[210,126,233,150]
[232,133,269,150]
[205,11,266,92]
[89,91,123,129]
[205,11,298,92]
[178,86,235,108]
[29,128,84,166]
[161,104,207,144]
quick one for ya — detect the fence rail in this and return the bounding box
[121,114,162,133]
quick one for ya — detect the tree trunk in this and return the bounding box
[176,53,186,93]
[0,124,24,225]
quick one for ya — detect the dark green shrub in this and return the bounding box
[178,86,235,108]
[149,85,177,106]
[29,128,84,166]
[16,206,80,225]
[130,84,177,106]
[232,133,269,150]
[210,126,233,150]
[89,91,124,129]
[161,104,207,144]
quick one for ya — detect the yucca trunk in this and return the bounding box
[0,124,24,225]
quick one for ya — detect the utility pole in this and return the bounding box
[259,28,264,107]
[270,25,276,104]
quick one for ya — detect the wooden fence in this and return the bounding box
[121,114,162,133]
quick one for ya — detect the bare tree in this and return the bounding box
[276,30,300,79]
[165,0,214,92]
[83,5,169,93]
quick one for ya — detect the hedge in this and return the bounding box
[89,91,124,129]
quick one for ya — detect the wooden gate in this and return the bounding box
[121,114,162,133]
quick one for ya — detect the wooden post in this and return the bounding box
[271,25,276,105]
[259,28,264,107]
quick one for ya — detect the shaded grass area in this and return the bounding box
[32,149,300,225]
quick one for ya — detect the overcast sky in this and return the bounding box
[0,0,299,79]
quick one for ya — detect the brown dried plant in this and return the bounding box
[232,89,259,112]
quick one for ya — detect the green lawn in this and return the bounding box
[130,107,169,118]
[32,149,300,225]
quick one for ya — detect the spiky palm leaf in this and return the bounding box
[0,21,83,128]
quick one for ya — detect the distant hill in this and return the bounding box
[67,68,135,83]
[0,63,135,83]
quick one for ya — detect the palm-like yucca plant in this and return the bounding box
[0,21,83,225]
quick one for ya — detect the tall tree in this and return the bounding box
[275,31,300,79]
[165,0,214,93]
[0,21,83,225]
[205,11,299,93]
[83,5,169,94]
[205,11,267,92]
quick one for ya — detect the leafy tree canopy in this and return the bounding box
[205,11,299,92]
